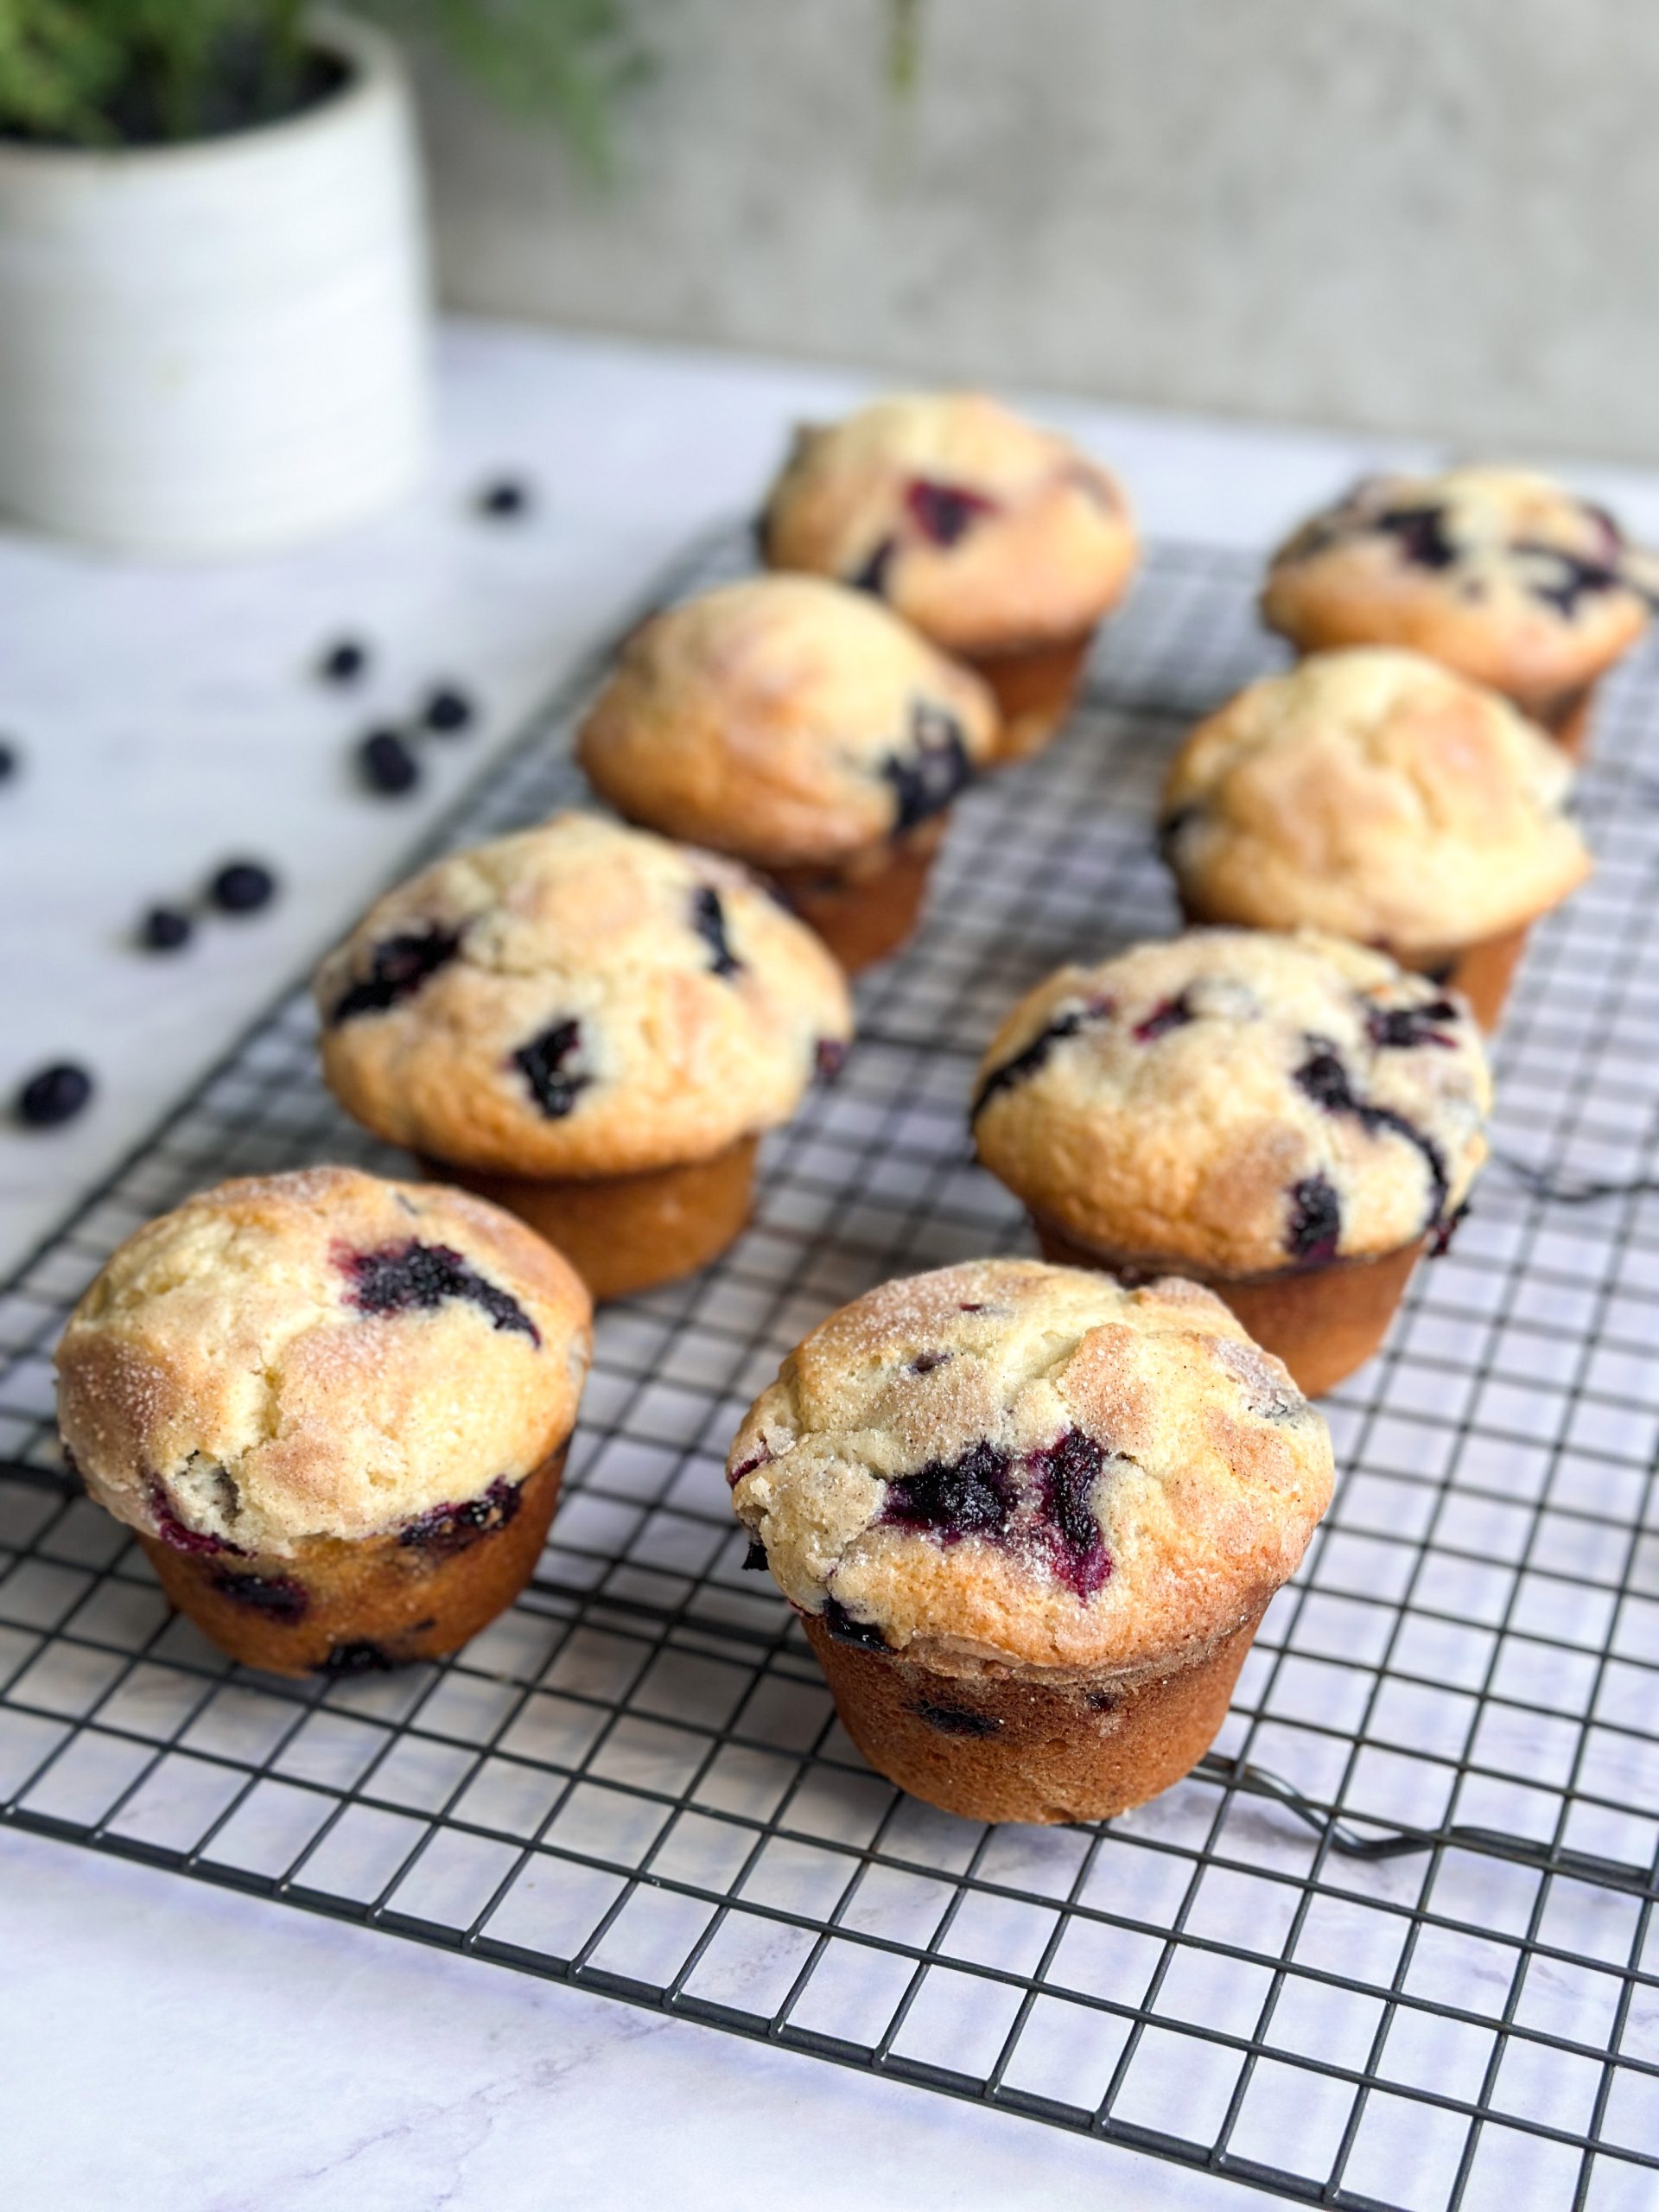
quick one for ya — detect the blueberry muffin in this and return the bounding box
[1160,648,1592,1029]
[315,813,853,1301]
[1262,467,1656,758]
[577,575,997,973]
[728,1259,1332,1824]
[760,393,1138,762]
[54,1166,592,1677]
[972,931,1491,1395]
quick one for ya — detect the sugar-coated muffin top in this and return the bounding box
[576,575,997,868]
[55,1167,592,1560]
[972,931,1491,1276]
[315,813,853,1178]
[728,1259,1333,1674]
[1262,467,1656,700]
[1161,648,1592,955]
[760,393,1138,655]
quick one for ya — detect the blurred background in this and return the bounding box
[419,0,1655,460]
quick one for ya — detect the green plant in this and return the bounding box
[0,0,644,165]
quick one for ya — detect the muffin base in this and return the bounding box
[1033,1215,1424,1397]
[803,1605,1266,1825]
[1403,922,1531,1033]
[771,817,948,973]
[1517,680,1594,763]
[428,1137,759,1303]
[969,632,1094,764]
[137,1444,569,1678]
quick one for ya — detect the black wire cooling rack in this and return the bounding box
[4,533,1659,2212]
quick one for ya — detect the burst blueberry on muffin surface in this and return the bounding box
[1262,467,1656,709]
[759,393,1139,659]
[727,1258,1333,1672]
[970,930,1491,1281]
[53,1166,591,1565]
[314,811,852,1181]
[575,575,997,870]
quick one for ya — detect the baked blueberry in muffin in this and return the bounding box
[1262,467,1657,757]
[972,930,1491,1394]
[315,811,853,1300]
[760,393,1139,762]
[1160,646,1592,1030]
[54,1166,592,1676]
[728,1258,1333,1823]
[576,575,998,972]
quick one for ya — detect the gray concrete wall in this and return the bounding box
[420,0,1659,461]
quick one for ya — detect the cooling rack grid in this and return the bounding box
[3,532,1659,2211]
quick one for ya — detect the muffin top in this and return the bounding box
[760,393,1138,655]
[728,1258,1333,1675]
[972,931,1491,1276]
[54,1166,592,1560]
[1161,648,1592,955]
[576,575,998,868]
[315,812,853,1178]
[1262,467,1655,701]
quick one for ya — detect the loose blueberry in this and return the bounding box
[881,1439,1014,1542]
[477,477,532,519]
[359,728,420,796]
[815,1038,848,1083]
[340,1240,541,1344]
[423,685,475,735]
[209,860,277,915]
[138,906,194,953]
[1028,1428,1112,1597]
[909,1700,1002,1737]
[1287,1173,1342,1263]
[820,1596,890,1649]
[848,536,896,596]
[1132,993,1193,1044]
[212,1570,308,1622]
[319,639,369,684]
[328,927,464,1025]
[905,477,998,548]
[691,885,741,977]
[514,1018,590,1119]
[16,1062,92,1128]
[398,1476,522,1554]
[882,703,971,834]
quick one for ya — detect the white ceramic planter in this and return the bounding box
[0,13,430,557]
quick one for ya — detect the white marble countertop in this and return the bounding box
[7,321,1659,2208]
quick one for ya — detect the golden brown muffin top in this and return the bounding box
[1262,467,1655,702]
[1161,649,1592,956]
[972,931,1491,1277]
[760,392,1138,654]
[55,1166,592,1560]
[577,575,997,868]
[315,812,853,1179]
[728,1258,1333,1676]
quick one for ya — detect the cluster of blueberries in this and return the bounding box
[10,474,536,1134]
